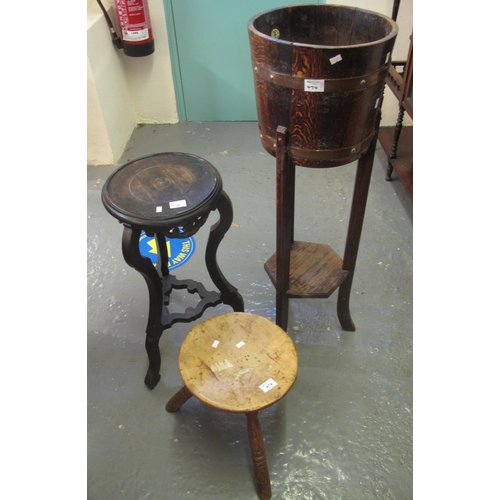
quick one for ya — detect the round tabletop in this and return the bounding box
[101,152,222,228]
[179,313,298,413]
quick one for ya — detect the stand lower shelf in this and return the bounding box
[264,241,350,298]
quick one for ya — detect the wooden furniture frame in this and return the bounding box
[381,32,413,199]
[166,312,298,500]
[248,5,398,332]
[101,153,244,389]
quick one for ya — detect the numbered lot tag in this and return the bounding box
[169,200,187,209]
[304,79,325,92]
[259,378,278,393]
[329,54,342,65]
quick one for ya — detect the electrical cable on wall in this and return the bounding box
[96,0,123,49]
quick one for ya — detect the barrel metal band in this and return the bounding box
[261,132,374,161]
[254,63,388,92]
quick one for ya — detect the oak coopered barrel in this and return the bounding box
[248,4,398,168]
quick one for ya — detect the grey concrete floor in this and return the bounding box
[87,122,412,500]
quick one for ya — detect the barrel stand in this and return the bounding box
[264,123,380,333]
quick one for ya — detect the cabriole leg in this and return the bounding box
[121,226,163,389]
[206,191,245,312]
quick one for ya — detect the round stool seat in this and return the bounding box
[178,312,298,413]
[101,152,222,231]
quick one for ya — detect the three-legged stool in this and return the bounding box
[101,152,245,389]
[166,312,298,500]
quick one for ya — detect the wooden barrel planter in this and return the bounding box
[248,4,398,168]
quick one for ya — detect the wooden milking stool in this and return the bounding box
[166,312,298,500]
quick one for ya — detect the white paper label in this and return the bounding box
[259,378,278,393]
[169,200,187,209]
[123,28,149,42]
[156,206,163,213]
[329,54,342,65]
[236,341,245,349]
[304,79,325,92]
[212,340,219,348]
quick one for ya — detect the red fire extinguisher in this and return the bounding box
[96,0,155,57]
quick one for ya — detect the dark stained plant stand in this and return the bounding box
[101,152,244,389]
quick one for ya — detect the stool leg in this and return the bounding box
[337,131,377,332]
[246,411,272,500]
[206,190,245,312]
[275,125,294,332]
[166,386,193,412]
[122,226,163,389]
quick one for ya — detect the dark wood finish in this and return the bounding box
[248,4,397,168]
[383,33,413,193]
[205,191,247,312]
[101,152,221,233]
[275,126,294,330]
[391,0,401,21]
[265,241,349,298]
[379,126,413,200]
[264,124,381,332]
[337,131,379,331]
[166,313,298,500]
[248,5,398,332]
[401,35,413,119]
[102,153,244,389]
[385,44,413,122]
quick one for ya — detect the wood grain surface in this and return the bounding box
[178,313,298,413]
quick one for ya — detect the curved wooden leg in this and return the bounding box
[143,335,162,389]
[246,411,272,500]
[155,232,172,305]
[337,132,378,332]
[122,226,164,389]
[166,386,193,413]
[205,190,245,312]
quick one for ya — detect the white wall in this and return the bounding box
[87,11,136,165]
[326,0,413,127]
[87,0,178,165]
[87,0,412,165]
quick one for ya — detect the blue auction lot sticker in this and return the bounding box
[139,231,196,270]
